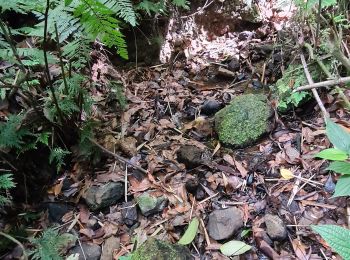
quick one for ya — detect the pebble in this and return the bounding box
[265,214,287,241]
[137,192,168,216]
[101,236,120,260]
[228,58,240,72]
[177,145,203,169]
[201,100,222,116]
[47,203,73,223]
[69,243,101,260]
[84,182,124,211]
[122,201,138,226]
[207,207,243,240]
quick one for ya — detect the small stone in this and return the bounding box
[252,80,263,89]
[84,182,124,211]
[201,100,222,116]
[228,58,240,72]
[207,207,243,240]
[122,201,138,226]
[69,243,101,260]
[131,238,193,260]
[265,214,287,241]
[185,178,199,194]
[137,192,168,216]
[101,236,120,260]
[324,175,335,193]
[47,203,73,223]
[86,218,100,231]
[177,145,203,169]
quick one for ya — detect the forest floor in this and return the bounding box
[2,1,350,260]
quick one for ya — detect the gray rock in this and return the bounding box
[69,242,101,260]
[207,207,243,240]
[265,214,287,241]
[47,203,73,223]
[101,236,120,260]
[137,192,168,216]
[84,182,124,211]
[201,100,222,116]
[177,145,203,169]
[122,201,138,226]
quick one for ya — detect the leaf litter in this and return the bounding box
[3,1,350,259]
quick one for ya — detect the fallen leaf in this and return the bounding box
[280,168,294,180]
[220,240,252,256]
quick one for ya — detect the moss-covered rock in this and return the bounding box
[131,238,193,260]
[214,94,271,147]
[136,192,168,216]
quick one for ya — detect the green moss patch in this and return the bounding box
[214,94,271,147]
[131,238,193,260]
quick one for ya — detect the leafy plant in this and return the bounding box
[315,118,350,197]
[311,225,350,259]
[0,173,15,206]
[30,228,77,260]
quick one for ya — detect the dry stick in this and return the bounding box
[300,54,329,118]
[89,138,148,174]
[293,76,350,92]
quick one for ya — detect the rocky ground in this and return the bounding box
[2,0,349,259]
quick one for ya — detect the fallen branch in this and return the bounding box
[300,54,329,118]
[89,138,148,174]
[293,76,350,92]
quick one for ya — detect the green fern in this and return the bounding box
[30,228,76,260]
[103,0,137,26]
[62,37,91,70]
[49,147,71,171]
[0,115,31,149]
[74,0,128,59]
[0,173,15,206]
[0,47,56,66]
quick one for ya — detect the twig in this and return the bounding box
[300,54,329,118]
[0,231,28,260]
[200,218,211,246]
[293,76,350,92]
[180,0,214,18]
[124,166,128,202]
[89,138,148,174]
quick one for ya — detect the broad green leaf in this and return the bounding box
[315,148,348,161]
[311,225,350,259]
[327,161,350,175]
[326,119,350,154]
[178,217,199,245]
[333,175,350,197]
[220,240,252,256]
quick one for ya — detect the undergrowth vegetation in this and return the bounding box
[0,0,188,202]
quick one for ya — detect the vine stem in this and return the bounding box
[0,231,28,260]
[43,0,65,125]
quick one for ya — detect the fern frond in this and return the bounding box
[0,47,56,66]
[62,37,91,70]
[0,0,36,14]
[0,174,15,189]
[102,0,137,26]
[0,115,31,149]
[74,0,128,59]
[30,228,74,260]
[49,147,71,171]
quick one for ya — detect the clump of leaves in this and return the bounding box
[315,118,350,197]
[0,173,15,206]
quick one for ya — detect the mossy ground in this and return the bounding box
[214,94,271,147]
[131,238,192,260]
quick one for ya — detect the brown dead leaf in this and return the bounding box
[129,176,152,192]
